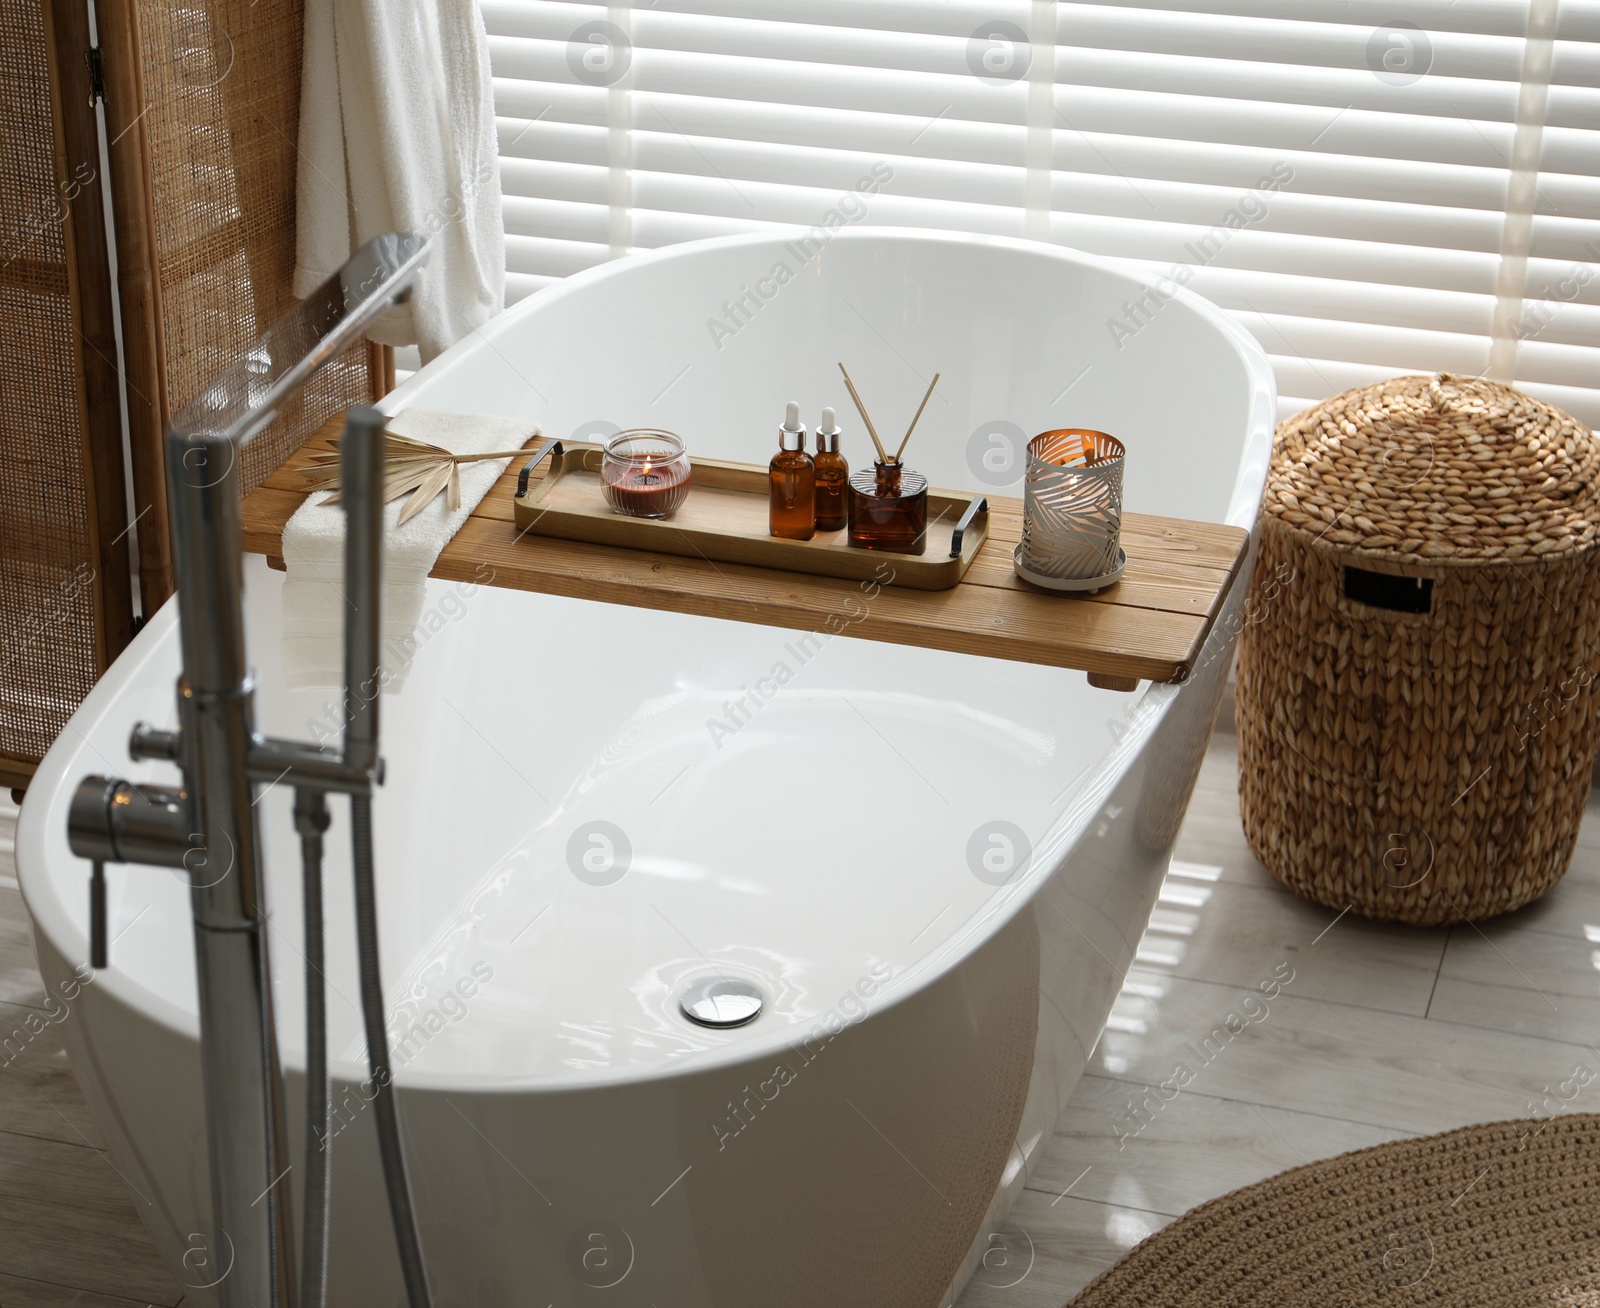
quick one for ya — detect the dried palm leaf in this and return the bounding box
[299,429,543,526]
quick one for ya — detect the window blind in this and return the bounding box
[483,0,1600,427]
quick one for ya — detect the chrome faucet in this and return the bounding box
[66,233,435,1308]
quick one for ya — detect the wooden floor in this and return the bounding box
[6,729,1600,1305]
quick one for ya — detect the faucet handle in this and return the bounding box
[129,723,180,763]
[68,777,191,868]
[89,862,107,970]
[68,777,193,970]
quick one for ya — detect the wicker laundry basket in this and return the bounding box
[1237,374,1600,925]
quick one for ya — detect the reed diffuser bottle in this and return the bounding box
[838,363,939,555]
[813,406,849,531]
[769,401,816,540]
[848,460,929,554]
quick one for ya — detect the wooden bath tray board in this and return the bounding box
[241,417,1251,686]
[512,441,987,591]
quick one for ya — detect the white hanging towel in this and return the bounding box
[280,410,539,692]
[294,0,505,361]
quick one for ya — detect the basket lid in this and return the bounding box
[1264,374,1600,562]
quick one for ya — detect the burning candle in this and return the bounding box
[600,430,691,519]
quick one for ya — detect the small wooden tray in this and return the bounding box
[511,442,989,592]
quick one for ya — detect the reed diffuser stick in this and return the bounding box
[838,362,891,464]
[892,372,940,463]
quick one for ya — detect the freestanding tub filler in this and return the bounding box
[20,229,1274,1307]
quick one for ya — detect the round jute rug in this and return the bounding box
[1067,1114,1600,1306]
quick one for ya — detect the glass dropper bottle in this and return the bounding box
[768,400,816,540]
[813,406,849,531]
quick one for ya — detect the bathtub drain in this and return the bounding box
[679,978,764,1028]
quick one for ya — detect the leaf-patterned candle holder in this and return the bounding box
[1014,428,1127,592]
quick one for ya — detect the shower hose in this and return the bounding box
[350,793,435,1307]
[293,790,331,1308]
[295,789,435,1308]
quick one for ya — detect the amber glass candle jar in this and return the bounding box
[847,460,927,554]
[600,430,691,519]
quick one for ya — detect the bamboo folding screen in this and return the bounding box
[0,0,130,786]
[0,0,383,786]
[100,0,384,604]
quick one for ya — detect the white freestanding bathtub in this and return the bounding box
[19,230,1273,1307]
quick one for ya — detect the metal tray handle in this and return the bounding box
[515,440,563,498]
[950,495,989,559]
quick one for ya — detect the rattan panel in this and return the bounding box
[134,0,370,497]
[0,1,98,764]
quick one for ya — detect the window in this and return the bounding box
[485,1,1599,426]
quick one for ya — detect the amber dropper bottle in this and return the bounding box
[769,400,816,540]
[813,406,849,531]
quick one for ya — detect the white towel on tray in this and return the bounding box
[281,409,539,692]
